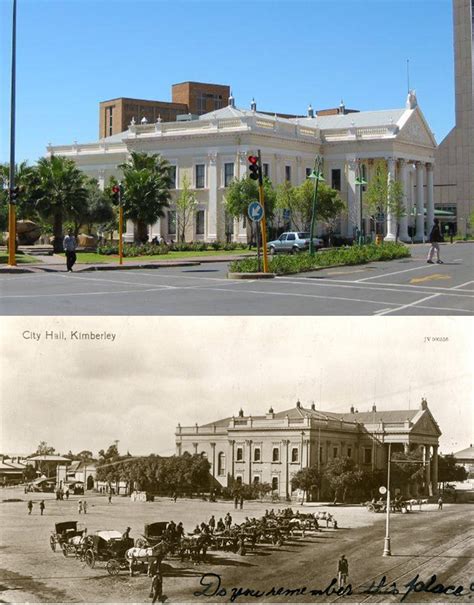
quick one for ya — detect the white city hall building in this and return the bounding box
[49,92,436,243]
[175,398,441,500]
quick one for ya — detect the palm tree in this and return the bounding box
[32,155,88,252]
[0,161,38,231]
[118,151,172,243]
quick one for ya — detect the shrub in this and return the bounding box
[229,242,410,275]
[97,243,169,257]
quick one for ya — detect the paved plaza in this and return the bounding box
[0,244,473,315]
[0,487,472,603]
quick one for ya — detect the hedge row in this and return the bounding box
[97,241,249,256]
[229,243,411,275]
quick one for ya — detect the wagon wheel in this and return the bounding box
[106,559,120,576]
[62,543,69,557]
[50,536,56,551]
[84,549,95,568]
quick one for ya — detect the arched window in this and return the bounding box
[217,452,226,476]
[291,447,299,463]
[272,477,279,491]
[254,448,261,462]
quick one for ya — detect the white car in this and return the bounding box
[267,232,324,254]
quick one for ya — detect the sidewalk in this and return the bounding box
[0,253,254,274]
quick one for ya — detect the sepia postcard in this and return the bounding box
[0,316,472,603]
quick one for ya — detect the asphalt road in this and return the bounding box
[0,489,472,603]
[0,243,473,315]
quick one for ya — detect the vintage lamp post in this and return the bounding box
[355,161,367,245]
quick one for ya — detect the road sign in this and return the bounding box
[248,201,264,222]
[379,486,387,495]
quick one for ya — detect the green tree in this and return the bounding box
[33,441,56,456]
[295,179,345,230]
[291,466,322,503]
[22,464,37,482]
[324,457,364,503]
[30,155,88,252]
[0,161,39,231]
[364,160,387,232]
[387,178,406,242]
[391,450,426,494]
[74,178,115,236]
[118,151,172,243]
[175,174,198,242]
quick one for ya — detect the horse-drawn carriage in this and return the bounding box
[82,530,134,575]
[366,499,409,513]
[50,521,86,555]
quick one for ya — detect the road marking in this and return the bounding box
[0,286,173,300]
[355,263,443,282]
[375,293,441,316]
[410,273,451,284]
[451,280,474,290]
[323,268,367,276]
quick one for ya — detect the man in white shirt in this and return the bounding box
[63,230,77,272]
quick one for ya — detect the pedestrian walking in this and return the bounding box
[148,559,163,603]
[337,554,349,589]
[438,496,443,510]
[27,500,33,515]
[39,500,45,516]
[82,500,88,514]
[239,495,244,510]
[427,219,443,264]
[65,488,70,500]
[108,492,112,504]
[63,229,77,272]
[78,500,83,514]
[234,495,238,510]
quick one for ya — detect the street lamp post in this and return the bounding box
[355,162,367,245]
[8,0,17,267]
[308,156,325,256]
[383,442,392,556]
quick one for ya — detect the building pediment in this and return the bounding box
[397,110,437,148]
[411,409,442,437]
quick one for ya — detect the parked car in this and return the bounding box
[267,232,324,254]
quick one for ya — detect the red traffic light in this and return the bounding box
[112,185,120,193]
[248,155,258,165]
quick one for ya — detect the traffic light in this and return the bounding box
[111,184,120,204]
[248,155,260,181]
[9,186,20,203]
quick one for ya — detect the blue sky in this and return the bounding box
[0,0,454,165]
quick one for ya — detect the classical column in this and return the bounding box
[399,159,410,242]
[229,440,235,483]
[426,163,435,233]
[346,159,357,238]
[431,445,439,495]
[210,443,216,479]
[283,439,290,499]
[246,440,252,484]
[424,445,432,496]
[176,442,182,456]
[414,162,425,242]
[296,156,303,185]
[207,152,218,241]
[384,158,397,241]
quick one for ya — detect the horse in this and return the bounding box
[125,541,168,577]
[178,534,210,564]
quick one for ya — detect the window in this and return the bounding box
[107,106,114,137]
[253,475,260,484]
[167,210,176,235]
[347,447,352,458]
[287,233,296,241]
[236,447,243,461]
[305,167,312,178]
[217,452,226,476]
[331,169,341,190]
[291,447,299,463]
[272,477,278,491]
[254,448,261,462]
[224,163,234,187]
[196,210,205,235]
[333,447,338,458]
[364,448,372,464]
[168,166,177,189]
[272,447,280,462]
[236,475,242,485]
[285,165,292,182]
[195,164,205,188]
[263,163,269,178]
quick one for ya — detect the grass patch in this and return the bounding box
[69,249,254,264]
[0,253,39,264]
[229,243,411,275]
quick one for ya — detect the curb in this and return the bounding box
[0,267,36,274]
[228,272,276,279]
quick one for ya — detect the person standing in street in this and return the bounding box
[78,500,83,514]
[27,500,33,515]
[438,496,443,510]
[63,229,77,272]
[39,500,45,515]
[337,554,349,589]
[82,499,88,514]
[427,219,443,264]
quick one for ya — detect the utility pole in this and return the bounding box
[8,0,17,266]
